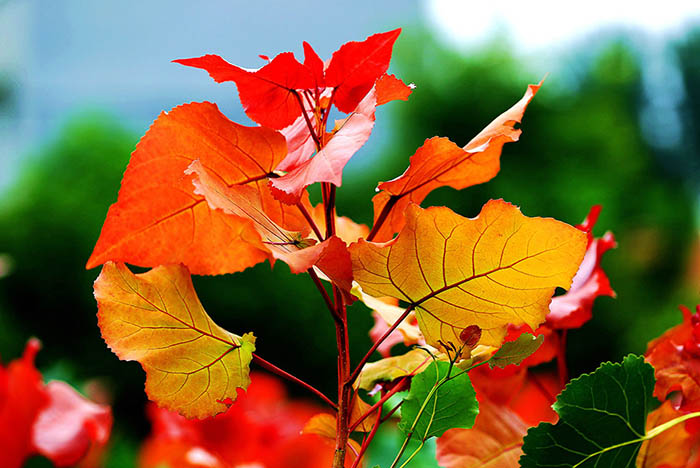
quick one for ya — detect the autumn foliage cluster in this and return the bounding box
[3,27,700,468]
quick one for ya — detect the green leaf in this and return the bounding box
[520,354,657,468]
[489,333,544,369]
[398,361,478,441]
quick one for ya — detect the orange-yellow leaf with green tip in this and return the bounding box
[94,262,255,419]
[350,200,586,351]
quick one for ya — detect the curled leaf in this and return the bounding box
[94,262,255,418]
[370,81,542,241]
[547,205,617,329]
[351,200,587,351]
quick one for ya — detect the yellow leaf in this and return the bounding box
[350,200,586,351]
[357,348,433,391]
[94,262,255,419]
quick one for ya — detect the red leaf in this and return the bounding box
[32,381,112,467]
[87,102,307,275]
[325,29,401,113]
[547,205,617,329]
[140,372,343,468]
[375,73,414,106]
[269,88,377,204]
[646,305,700,413]
[174,53,314,129]
[0,339,47,468]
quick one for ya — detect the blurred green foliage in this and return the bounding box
[0,25,698,467]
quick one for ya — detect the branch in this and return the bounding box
[324,184,336,239]
[307,268,340,323]
[349,376,410,433]
[291,89,321,151]
[252,353,337,409]
[347,305,416,386]
[366,194,400,242]
[297,202,324,240]
[349,399,383,468]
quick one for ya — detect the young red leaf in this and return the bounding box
[370,81,542,241]
[94,262,256,418]
[173,53,314,129]
[269,88,377,204]
[31,381,112,467]
[0,339,47,468]
[324,29,401,113]
[547,205,617,329]
[351,200,587,351]
[87,102,307,275]
[436,396,528,468]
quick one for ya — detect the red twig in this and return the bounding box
[366,195,399,242]
[291,90,321,151]
[252,353,337,409]
[350,399,383,468]
[307,269,339,323]
[297,202,324,240]
[349,376,410,433]
[557,330,569,385]
[347,305,416,386]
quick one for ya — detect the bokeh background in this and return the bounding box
[1,0,699,466]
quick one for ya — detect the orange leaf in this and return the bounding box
[370,81,542,241]
[94,262,256,418]
[436,396,528,468]
[375,73,414,106]
[87,102,307,275]
[637,401,693,468]
[187,160,353,288]
[350,200,586,351]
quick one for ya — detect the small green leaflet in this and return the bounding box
[520,354,656,468]
[399,361,478,441]
[489,333,544,369]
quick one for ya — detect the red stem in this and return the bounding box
[307,269,339,323]
[324,184,336,239]
[296,202,324,240]
[347,305,415,386]
[333,286,352,468]
[557,330,569,385]
[349,376,410,433]
[252,353,337,409]
[366,195,400,242]
[350,399,383,468]
[292,90,321,151]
